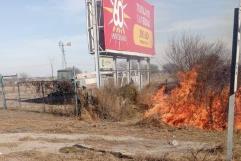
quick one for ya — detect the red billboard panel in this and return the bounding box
[103,0,155,57]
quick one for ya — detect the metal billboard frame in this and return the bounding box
[86,0,152,89]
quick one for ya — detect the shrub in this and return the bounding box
[136,82,161,111]
[118,84,138,103]
[91,85,138,121]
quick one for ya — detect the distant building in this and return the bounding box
[57,69,74,80]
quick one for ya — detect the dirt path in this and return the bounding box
[0,110,232,160]
[0,132,212,157]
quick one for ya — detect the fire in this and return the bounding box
[145,68,241,131]
[235,90,241,130]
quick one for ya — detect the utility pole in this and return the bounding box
[59,41,71,69]
[226,5,241,161]
[49,58,55,80]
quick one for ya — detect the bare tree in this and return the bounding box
[166,33,228,72]
[162,63,178,74]
[165,33,230,89]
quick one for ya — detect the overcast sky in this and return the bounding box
[0,0,239,77]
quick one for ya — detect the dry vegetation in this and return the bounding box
[90,85,140,121]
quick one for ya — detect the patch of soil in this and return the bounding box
[60,145,133,160]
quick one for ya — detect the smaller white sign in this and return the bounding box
[100,57,114,70]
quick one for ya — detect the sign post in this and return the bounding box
[227,7,240,161]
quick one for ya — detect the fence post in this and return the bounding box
[73,67,79,116]
[17,78,21,108]
[0,75,7,109]
[41,82,46,113]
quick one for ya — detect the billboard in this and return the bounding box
[103,0,155,57]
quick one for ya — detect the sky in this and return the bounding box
[0,0,239,77]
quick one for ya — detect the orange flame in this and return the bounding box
[145,68,241,131]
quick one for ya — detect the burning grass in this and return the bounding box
[145,68,241,131]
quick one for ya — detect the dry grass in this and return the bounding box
[136,82,161,112]
[91,85,139,121]
[135,151,225,161]
[135,154,172,161]
[0,150,128,161]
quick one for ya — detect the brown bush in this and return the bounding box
[137,82,161,111]
[91,85,138,121]
[118,84,138,103]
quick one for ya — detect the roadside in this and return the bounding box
[0,110,237,161]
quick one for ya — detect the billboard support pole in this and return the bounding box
[93,0,101,88]
[113,57,118,86]
[127,58,131,84]
[227,7,240,161]
[138,59,142,90]
[86,0,101,88]
[147,58,151,85]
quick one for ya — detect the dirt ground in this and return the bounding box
[0,109,239,161]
